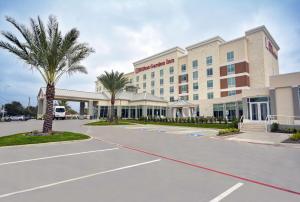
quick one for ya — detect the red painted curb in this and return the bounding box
[95,137,300,196]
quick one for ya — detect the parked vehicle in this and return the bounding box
[9,115,28,121]
[53,106,66,120]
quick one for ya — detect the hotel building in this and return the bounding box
[38,25,300,128]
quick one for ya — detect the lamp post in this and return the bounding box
[0,84,10,118]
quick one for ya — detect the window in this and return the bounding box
[193,82,199,90]
[143,74,146,80]
[169,66,174,74]
[207,68,213,77]
[180,85,188,93]
[193,71,198,80]
[192,60,198,69]
[151,72,155,78]
[170,86,174,93]
[151,80,155,87]
[151,89,155,95]
[170,76,174,83]
[160,78,164,85]
[181,64,186,72]
[227,64,235,75]
[136,76,139,82]
[213,104,224,118]
[143,82,146,89]
[207,80,213,89]
[170,96,175,102]
[160,88,164,95]
[228,90,236,96]
[160,69,164,77]
[206,56,212,65]
[227,51,234,62]
[181,74,188,82]
[193,94,199,100]
[207,92,214,99]
[180,95,189,101]
[228,77,236,88]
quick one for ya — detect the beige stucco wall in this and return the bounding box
[219,37,247,66]
[275,87,294,118]
[270,72,300,88]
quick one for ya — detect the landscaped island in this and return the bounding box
[0,132,90,147]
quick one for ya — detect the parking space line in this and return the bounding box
[0,159,161,199]
[93,137,300,196]
[209,182,243,202]
[0,148,119,166]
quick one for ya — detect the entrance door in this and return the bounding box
[251,103,259,120]
[249,102,269,121]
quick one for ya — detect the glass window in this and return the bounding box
[151,72,155,78]
[170,76,174,83]
[143,82,146,89]
[213,104,224,118]
[136,76,139,82]
[207,92,214,99]
[151,89,154,95]
[181,64,186,72]
[193,94,199,100]
[207,68,213,77]
[192,60,198,69]
[160,88,164,95]
[228,77,236,88]
[143,74,146,80]
[181,74,188,82]
[160,78,164,85]
[170,86,174,93]
[227,64,235,75]
[193,71,198,80]
[180,85,188,93]
[180,95,189,101]
[228,90,236,96]
[207,80,213,89]
[193,82,199,90]
[206,56,212,65]
[227,51,234,62]
[151,80,155,87]
[160,69,164,77]
[170,96,175,102]
[169,66,174,74]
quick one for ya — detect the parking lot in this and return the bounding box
[0,120,299,201]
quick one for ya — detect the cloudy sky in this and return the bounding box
[0,0,299,107]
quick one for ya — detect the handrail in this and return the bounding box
[239,115,244,130]
[265,114,300,132]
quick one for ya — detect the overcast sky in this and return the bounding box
[0,0,299,107]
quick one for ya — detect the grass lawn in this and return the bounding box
[125,120,229,129]
[85,120,133,126]
[0,132,90,147]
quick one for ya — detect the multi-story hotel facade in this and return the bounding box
[37,25,299,126]
[95,25,299,123]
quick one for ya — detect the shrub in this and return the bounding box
[229,119,239,129]
[218,128,240,136]
[290,132,300,141]
[270,122,279,132]
[217,117,222,124]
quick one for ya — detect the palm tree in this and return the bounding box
[97,71,129,122]
[0,16,94,133]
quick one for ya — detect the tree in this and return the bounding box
[97,71,129,122]
[5,101,24,116]
[0,16,94,133]
[57,100,78,115]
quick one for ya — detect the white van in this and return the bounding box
[53,106,66,120]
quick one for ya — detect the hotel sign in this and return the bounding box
[135,58,175,73]
[265,37,278,60]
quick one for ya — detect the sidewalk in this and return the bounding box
[223,131,300,148]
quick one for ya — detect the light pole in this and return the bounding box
[0,84,10,118]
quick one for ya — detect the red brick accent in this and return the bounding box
[221,91,228,97]
[179,86,182,94]
[178,75,182,83]
[220,78,228,89]
[220,66,227,77]
[235,61,249,74]
[236,75,250,87]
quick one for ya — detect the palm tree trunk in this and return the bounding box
[42,83,55,133]
[110,94,115,123]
